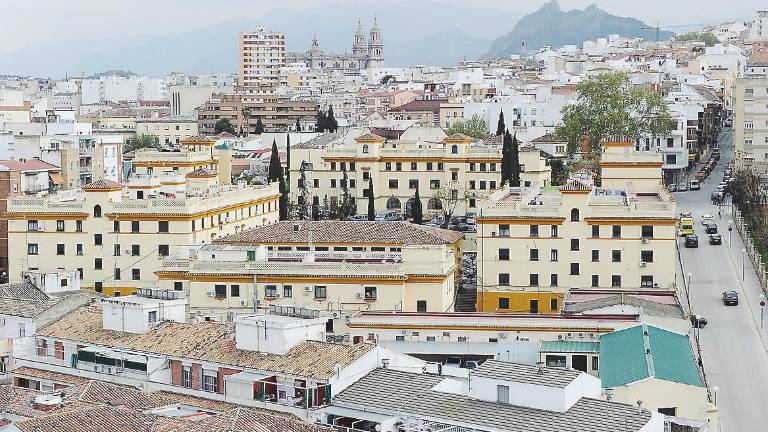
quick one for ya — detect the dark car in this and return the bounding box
[685,235,699,248]
[705,223,718,234]
[722,291,739,306]
[709,234,722,245]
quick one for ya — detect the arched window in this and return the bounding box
[451,144,458,154]
[93,205,102,218]
[570,208,580,222]
[427,198,443,211]
[362,144,369,154]
[386,196,402,210]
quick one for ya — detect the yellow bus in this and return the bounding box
[679,217,694,236]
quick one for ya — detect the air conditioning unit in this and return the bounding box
[491,232,497,237]
[653,283,659,288]
[331,311,342,319]
[401,330,409,335]
[304,286,312,292]
[640,261,647,267]
[641,238,649,244]
[36,339,45,347]
[240,300,247,306]
[125,249,131,255]
[356,293,363,299]
[498,332,507,339]
[557,334,564,340]
[206,292,214,297]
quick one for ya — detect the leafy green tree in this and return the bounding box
[411,189,423,224]
[496,110,506,136]
[674,32,718,46]
[367,177,375,221]
[447,114,488,139]
[214,118,236,135]
[254,117,265,134]
[124,134,159,153]
[380,74,396,85]
[267,140,282,183]
[510,133,521,187]
[329,196,341,220]
[557,72,673,156]
[327,106,338,133]
[501,130,512,186]
[241,107,252,136]
[549,158,568,186]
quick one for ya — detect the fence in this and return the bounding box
[732,206,768,291]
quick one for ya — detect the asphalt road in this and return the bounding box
[675,129,768,432]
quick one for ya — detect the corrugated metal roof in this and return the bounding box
[540,341,600,353]
[599,324,703,388]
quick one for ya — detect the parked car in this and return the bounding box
[685,235,699,248]
[667,183,677,192]
[375,211,403,222]
[680,211,693,218]
[725,119,733,127]
[709,234,722,245]
[677,183,689,192]
[701,214,714,226]
[689,180,700,190]
[711,192,724,205]
[344,215,369,221]
[705,223,718,234]
[722,291,739,306]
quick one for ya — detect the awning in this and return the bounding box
[224,371,269,383]
[49,172,64,184]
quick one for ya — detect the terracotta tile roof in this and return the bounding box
[530,133,565,144]
[216,221,464,246]
[37,305,373,380]
[354,132,385,142]
[12,406,191,432]
[11,367,90,386]
[559,180,592,192]
[82,179,123,191]
[388,99,445,114]
[196,407,333,432]
[0,159,59,172]
[186,168,217,178]
[180,135,216,143]
[0,283,62,318]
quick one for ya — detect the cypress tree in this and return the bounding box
[367,177,375,221]
[327,106,338,133]
[312,196,320,221]
[278,175,289,221]
[316,110,327,132]
[285,134,291,192]
[501,130,511,186]
[295,117,301,132]
[511,133,521,187]
[412,189,423,225]
[254,117,265,134]
[496,110,506,136]
[340,166,353,219]
[267,139,281,183]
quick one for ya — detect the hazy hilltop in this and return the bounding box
[0,2,515,78]
[482,1,674,59]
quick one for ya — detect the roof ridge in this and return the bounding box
[641,324,656,379]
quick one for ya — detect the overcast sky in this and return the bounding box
[0,0,762,56]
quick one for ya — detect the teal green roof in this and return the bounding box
[540,340,599,353]
[215,143,230,150]
[600,325,703,388]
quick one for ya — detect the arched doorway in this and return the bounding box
[386,196,402,211]
[427,198,443,211]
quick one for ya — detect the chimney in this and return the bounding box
[580,134,590,155]
[32,394,63,412]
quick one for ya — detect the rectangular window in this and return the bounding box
[550,298,558,310]
[611,250,621,262]
[550,249,558,261]
[498,297,509,309]
[159,245,169,256]
[28,243,39,255]
[396,162,402,171]
[56,220,65,232]
[530,225,539,237]
[479,181,486,190]
[592,356,599,371]
[364,286,377,300]
[132,269,140,280]
[546,355,567,368]
[56,244,65,255]
[314,285,327,299]
[385,162,391,171]
[330,179,337,188]
[498,273,510,286]
[437,162,444,170]
[529,274,538,286]
[499,224,510,236]
[426,162,433,171]
[551,225,558,237]
[388,179,398,189]
[174,282,183,291]
[529,249,538,261]
[469,163,475,171]
[417,300,427,312]
[410,162,417,170]
[591,250,599,262]
[94,234,102,245]
[114,244,121,256]
[265,285,277,297]
[283,285,293,298]
[490,163,497,172]
[641,225,654,238]
[570,239,579,251]
[570,263,579,275]
[550,274,558,287]
[94,258,102,270]
[641,275,654,288]
[499,248,510,260]
[641,250,653,263]
[430,180,440,189]
[158,221,169,233]
[231,285,240,297]
[497,385,509,404]
[591,275,599,287]
[76,244,83,256]
[114,268,121,280]
[591,225,599,237]
[215,285,227,298]
[131,245,140,256]
[409,179,419,189]
[611,275,621,287]
[76,220,83,232]
[612,225,621,238]
[203,372,218,392]
[131,221,140,233]
[113,221,120,232]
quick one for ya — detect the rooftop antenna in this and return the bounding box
[642,21,661,43]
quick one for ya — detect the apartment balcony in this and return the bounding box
[8,196,86,213]
[133,149,216,164]
[163,258,406,279]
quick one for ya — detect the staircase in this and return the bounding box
[454,283,477,312]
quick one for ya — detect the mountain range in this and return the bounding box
[482,1,674,59]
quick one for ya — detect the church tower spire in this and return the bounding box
[353,20,367,57]
[367,18,383,68]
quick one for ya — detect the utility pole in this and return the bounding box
[642,21,661,43]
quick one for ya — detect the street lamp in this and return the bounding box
[760,294,766,334]
[742,248,747,281]
[712,386,719,406]
[728,220,733,247]
[686,272,693,312]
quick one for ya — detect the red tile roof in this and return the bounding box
[0,159,59,172]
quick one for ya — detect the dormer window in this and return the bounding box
[451,144,458,154]
[362,144,369,154]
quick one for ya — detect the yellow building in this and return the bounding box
[289,127,551,218]
[135,118,199,145]
[476,139,677,314]
[155,220,464,325]
[7,138,279,297]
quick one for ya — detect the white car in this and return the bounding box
[701,214,714,226]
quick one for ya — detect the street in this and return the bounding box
[675,128,768,432]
